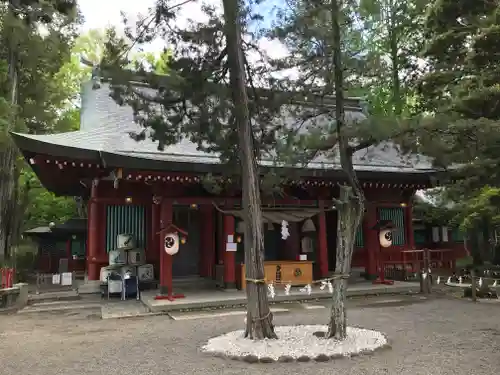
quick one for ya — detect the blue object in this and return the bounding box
[124,276,138,298]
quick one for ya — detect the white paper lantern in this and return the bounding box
[164,232,179,255]
[379,229,393,248]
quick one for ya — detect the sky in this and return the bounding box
[78,0,286,56]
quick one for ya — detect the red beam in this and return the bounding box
[89,196,322,206]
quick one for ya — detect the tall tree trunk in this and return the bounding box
[328,186,362,339]
[0,0,20,261]
[327,0,365,340]
[221,0,277,339]
[388,0,402,116]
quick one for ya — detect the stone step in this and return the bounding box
[172,277,218,290]
[168,306,290,321]
[101,301,152,319]
[18,300,101,314]
[28,290,80,304]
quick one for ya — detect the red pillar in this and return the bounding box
[86,183,99,281]
[363,203,378,279]
[285,222,300,260]
[223,214,236,288]
[150,202,161,265]
[201,205,215,277]
[97,202,106,269]
[317,201,329,277]
[159,199,173,295]
[405,203,415,249]
[217,212,224,265]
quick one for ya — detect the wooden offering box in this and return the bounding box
[239,261,313,290]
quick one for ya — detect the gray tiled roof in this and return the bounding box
[12,81,434,173]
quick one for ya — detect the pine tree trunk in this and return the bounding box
[221,0,276,339]
[326,0,365,340]
[327,185,362,339]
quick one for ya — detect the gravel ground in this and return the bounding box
[1,297,500,375]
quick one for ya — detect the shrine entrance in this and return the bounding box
[172,206,201,277]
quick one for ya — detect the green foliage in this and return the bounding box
[0,3,87,243]
[0,1,80,134]
[412,0,500,253]
[357,0,427,117]
[454,186,500,231]
[19,169,77,231]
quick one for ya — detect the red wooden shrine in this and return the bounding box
[10,80,465,293]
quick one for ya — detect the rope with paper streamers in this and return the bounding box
[435,274,500,288]
[261,273,350,299]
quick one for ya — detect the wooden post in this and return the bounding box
[405,202,415,249]
[155,201,186,301]
[150,202,160,265]
[420,248,431,294]
[363,204,377,279]
[86,182,99,281]
[223,214,236,289]
[317,201,329,277]
[201,205,215,277]
[471,269,477,302]
[159,199,173,296]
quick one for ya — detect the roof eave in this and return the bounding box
[10,132,102,162]
[102,151,435,182]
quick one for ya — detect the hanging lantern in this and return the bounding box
[379,229,393,248]
[164,232,180,255]
[301,219,316,233]
[372,220,395,248]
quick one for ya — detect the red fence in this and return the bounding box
[1,268,14,288]
[382,248,460,280]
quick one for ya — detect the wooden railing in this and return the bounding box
[382,248,460,281]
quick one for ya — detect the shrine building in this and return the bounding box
[11,78,449,293]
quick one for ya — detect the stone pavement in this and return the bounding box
[142,281,421,313]
[18,281,422,319]
[0,295,499,375]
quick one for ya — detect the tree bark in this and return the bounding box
[388,0,402,116]
[221,0,277,339]
[0,0,21,261]
[326,0,365,340]
[328,186,362,339]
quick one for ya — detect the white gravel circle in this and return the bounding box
[202,325,387,361]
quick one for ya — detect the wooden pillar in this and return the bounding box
[363,203,378,279]
[159,199,173,295]
[285,222,300,260]
[201,205,215,277]
[86,183,99,281]
[97,202,106,269]
[66,239,72,272]
[317,201,329,277]
[405,203,415,249]
[217,212,224,265]
[150,202,161,265]
[223,214,236,288]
